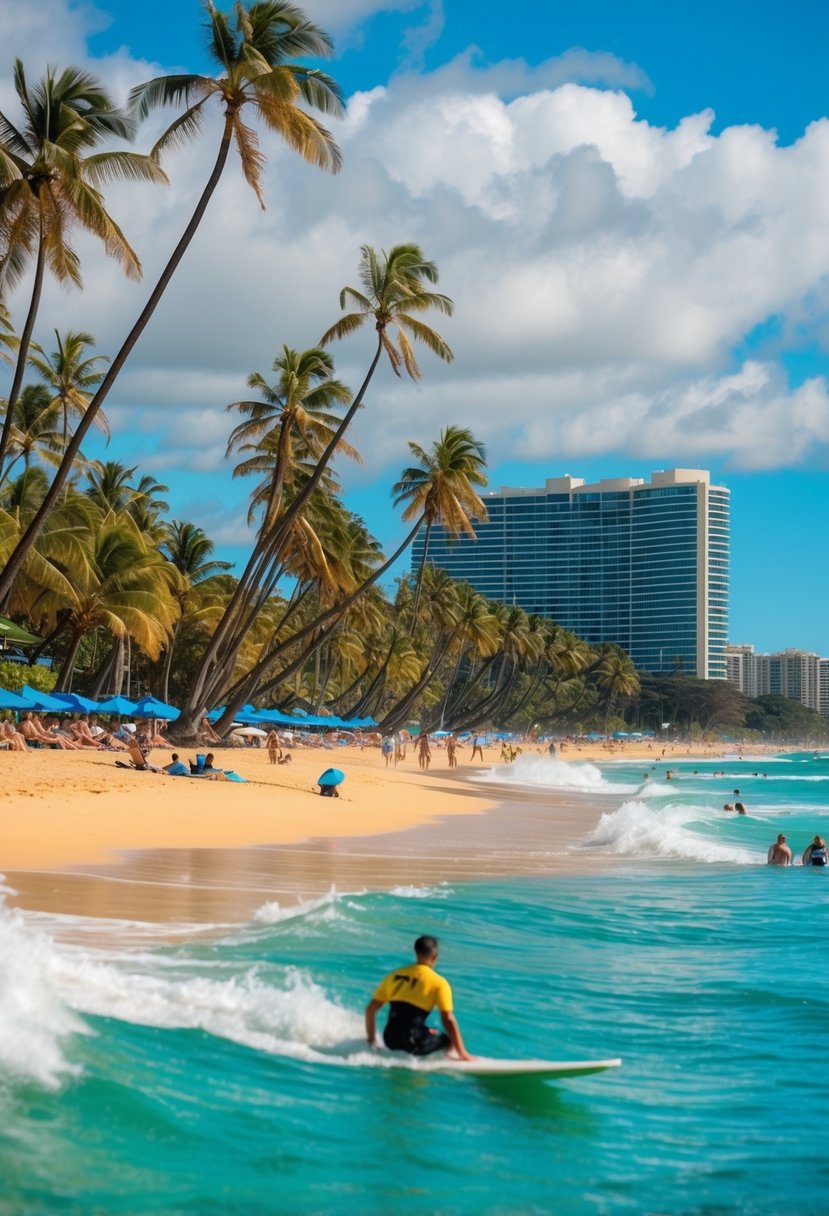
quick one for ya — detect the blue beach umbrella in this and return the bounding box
[0,686,36,710]
[51,691,100,713]
[132,695,180,720]
[96,695,138,715]
[19,684,65,712]
[317,768,345,787]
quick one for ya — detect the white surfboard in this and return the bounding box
[415,1056,621,1079]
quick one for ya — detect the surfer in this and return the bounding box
[767,834,792,866]
[365,935,472,1060]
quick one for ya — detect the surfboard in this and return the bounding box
[415,1056,621,1079]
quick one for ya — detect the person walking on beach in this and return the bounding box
[266,730,281,765]
[416,730,431,770]
[447,734,458,769]
[365,935,471,1060]
[381,735,394,767]
[803,835,829,866]
[767,834,792,866]
[470,734,484,762]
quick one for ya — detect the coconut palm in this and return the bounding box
[48,510,180,691]
[27,330,109,453]
[595,647,640,731]
[158,521,232,702]
[0,1,343,603]
[0,61,164,471]
[0,383,62,484]
[392,425,488,626]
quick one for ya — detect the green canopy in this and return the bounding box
[0,615,42,646]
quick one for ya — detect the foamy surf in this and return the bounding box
[0,905,87,1089]
[581,800,758,864]
[476,755,637,793]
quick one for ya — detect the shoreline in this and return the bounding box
[0,739,780,927]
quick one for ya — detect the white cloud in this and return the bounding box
[3,1,829,495]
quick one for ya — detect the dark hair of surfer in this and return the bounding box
[414,935,438,958]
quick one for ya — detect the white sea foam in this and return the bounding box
[581,800,758,865]
[388,883,451,899]
[0,905,87,1089]
[476,755,637,794]
[253,886,343,925]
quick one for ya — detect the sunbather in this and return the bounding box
[1,720,29,751]
[19,714,81,750]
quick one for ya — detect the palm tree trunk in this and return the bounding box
[410,518,432,630]
[0,205,47,482]
[160,615,183,704]
[0,113,237,602]
[56,628,85,692]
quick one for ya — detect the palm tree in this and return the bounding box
[158,521,232,702]
[0,1,343,603]
[0,61,164,471]
[595,648,640,732]
[0,383,62,483]
[49,510,180,691]
[184,347,356,718]
[27,330,109,453]
[392,425,488,626]
[84,461,140,512]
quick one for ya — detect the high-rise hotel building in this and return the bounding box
[414,468,730,679]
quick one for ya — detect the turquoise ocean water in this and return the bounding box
[2,751,829,1214]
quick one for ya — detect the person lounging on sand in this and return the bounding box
[1,720,29,750]
[199,717,221,743]
[19,714,81,750]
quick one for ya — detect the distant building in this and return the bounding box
[413,468,729,679]
[725,644,829,718]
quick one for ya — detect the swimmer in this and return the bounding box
[803,836,829,867]
[767,834,792,866]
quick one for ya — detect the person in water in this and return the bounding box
[365,935,471,1060]
[803,835,828,866]
[767,834,792,866]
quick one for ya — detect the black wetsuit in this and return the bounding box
[383,1002,451,1056]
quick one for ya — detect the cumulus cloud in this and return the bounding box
[3,0,829,499]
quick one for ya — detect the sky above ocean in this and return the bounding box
[2,0,827,653]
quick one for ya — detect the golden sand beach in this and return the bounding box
[1,736,771,927]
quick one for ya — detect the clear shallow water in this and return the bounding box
[3,753,829,1214]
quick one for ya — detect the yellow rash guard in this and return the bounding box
[373,963,453,1054]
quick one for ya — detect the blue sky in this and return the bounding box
[4,0,829,653]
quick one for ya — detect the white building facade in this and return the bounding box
[725,644,829,717]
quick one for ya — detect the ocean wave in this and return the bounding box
[581,800,758,865]
[388,884,452,899]
[253,887,344,926]
[0,904,87,1089]
[475,755,638,794]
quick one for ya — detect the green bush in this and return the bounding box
[0,660,57,693]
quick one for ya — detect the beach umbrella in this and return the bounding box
[96,695,138,715]
[0,686,36,710]
[233,726,268,738]
[132,695,180,720]
[19,684,65,712]
[235,705,271,724]
[317,767,345,787]
[51,691,100,713]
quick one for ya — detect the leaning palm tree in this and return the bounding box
[0,60,164,471]
[184,345,355,715]
[27,330,109,453]
[271,242,454,541]
[0,0,343,603]
[392,425,488,627]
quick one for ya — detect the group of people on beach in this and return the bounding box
[0,712,168,752]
